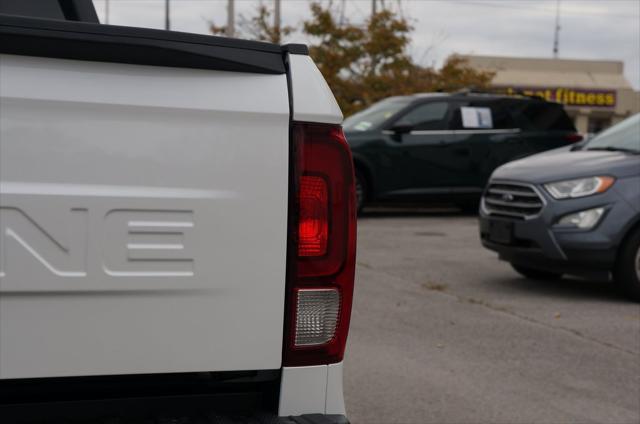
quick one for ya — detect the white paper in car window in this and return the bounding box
[461,107,493,129]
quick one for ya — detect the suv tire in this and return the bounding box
[355,169,367,215]
[614,227,640,301]
[511,263,563,280]
[457,200,480,215]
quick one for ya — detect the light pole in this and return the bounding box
[274,0,281,39]
[226,0,235,37]
[165,0,170,31]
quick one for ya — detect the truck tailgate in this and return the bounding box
[0,53,290,378]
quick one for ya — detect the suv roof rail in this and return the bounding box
[509,90,547,101]
[452,88,474,95]
[451,88,500,97]
[451,88,549,102]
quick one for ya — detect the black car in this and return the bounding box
[343,92,581,212]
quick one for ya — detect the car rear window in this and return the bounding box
[449,98,575,132]
[512,101,576,132]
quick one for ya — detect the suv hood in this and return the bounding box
[492,150,640,183]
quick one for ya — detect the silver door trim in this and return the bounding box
[382,128,521,136]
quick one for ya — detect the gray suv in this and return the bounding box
[479,114,640,299]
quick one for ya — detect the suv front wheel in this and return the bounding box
[614,227,640,301]
[355,169,367,214]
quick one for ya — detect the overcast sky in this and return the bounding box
[93,0,640,89]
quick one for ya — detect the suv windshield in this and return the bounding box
[586,114,640,153]
[343,98,412,131]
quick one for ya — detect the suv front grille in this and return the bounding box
[483,182,544,219]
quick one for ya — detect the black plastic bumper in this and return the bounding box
[1,371,349,424]
[2,409,349,424]
[281,415,349,424]
[479,214,617,278]
[481,237,614,276]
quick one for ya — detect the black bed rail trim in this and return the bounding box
[0,14,289,74]
[282,44,309,55]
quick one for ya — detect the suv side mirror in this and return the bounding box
[389,123,413,134]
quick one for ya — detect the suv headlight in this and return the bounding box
[544,176,615,199]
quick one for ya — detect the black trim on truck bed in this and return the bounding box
[0,370,282,423]
[282,44,310,55]
[0,14,288,74]
[283,415,349,424]
[0,370,348,423]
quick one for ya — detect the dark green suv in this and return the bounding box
[343,92,580,212]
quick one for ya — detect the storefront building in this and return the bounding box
[460,55,640,135]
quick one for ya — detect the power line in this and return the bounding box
[430,0,639,20]
[553,0,560,58]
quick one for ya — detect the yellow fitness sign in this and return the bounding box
[503,86,616,108]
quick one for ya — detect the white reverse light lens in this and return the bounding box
[295,289,340,346]
[545,176,614,199]
[557,207,605,229]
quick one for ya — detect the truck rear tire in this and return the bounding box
[511,263,563,280]
[613,227,640,301]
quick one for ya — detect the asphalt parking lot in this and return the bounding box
[343,207,640,424]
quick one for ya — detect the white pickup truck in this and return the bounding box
[0,1,356,423]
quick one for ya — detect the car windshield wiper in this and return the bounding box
[585,146,640,154]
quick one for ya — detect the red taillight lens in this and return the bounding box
[298,175,329,257]
[565,133,584,143]
[283,122,357,367]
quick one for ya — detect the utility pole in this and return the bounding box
[553,0,561,58]
[372,0,376,17]
[164,0,170,31]
[104,0,109,24]
[226,0,235,37]
[274,0,281,40]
